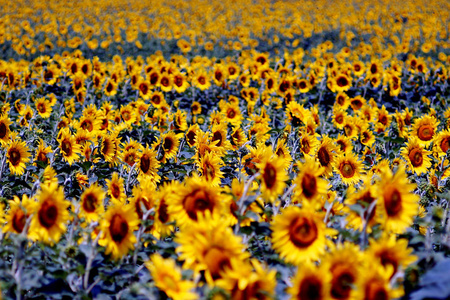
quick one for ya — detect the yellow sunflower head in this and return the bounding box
[6,139,31,176]
[401,137,432,175]
[79,182,106,223]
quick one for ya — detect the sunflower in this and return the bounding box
[411,115,439,147]
[401,137,432,175]
[287,262,331,300]
[375,165,419,234]
[172,71,190,93]
[198,151,224,186]
[257,154,289,202]
[299,132,320,157]
[285,101,311,128]
[334,134,353,154]
[193,69,211,91]
[168,174,224,227]
[210,122,232,155]
[33,139,52,166]
[293,157,328,205]
[175,212,248,285]
[333,152,364,185]
[367,235,417,279]
[271,205,335,264]
[216,258,276,300]
[58,128,81,166]
[100,134,118,164]
[230,126,247,150]
[155,131,181,163]
[334,92,350,110]
[137,144,160,183]
[2,194,34,235]
[152,182,178,239]
[29,183,70,245]
[345,177,382,232]
[322,242,363,300]
[78,114,102,133]
[104,79,118,97]
[333,73,351,93]
[360,125,376,147]
[0,115,12,145]
[34,97,52,119]
[145,254,198,300]
[354,260,403,300]
[105,172,126,204]
[79,183,106,223]
[6,139,31,175]
[149,91,165,108]
[98,204,140,260]
[221,102,243,127]
[331,108,347,130]
[315,135,339,178]
[433,129,450,157]
[185,124,200,147]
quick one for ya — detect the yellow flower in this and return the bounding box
[0,115,12,145]
[271,205,334,264]
[375,165,419,234]
[106,172,126,204]
[333,152,364,186]
[6,139,31,175]
[29,183,70,245]
[401,137,432,175]
[198,151,224,187]
[58,128,81,166]
[257,154,289,202]
[145,254,198,300]
[98,204,139,260]
[79,182,106,223]
[315,135,339,178]
[293,157,328,205]
[3,195,34,235]
[411,114,439,147]
[287,261,332,300]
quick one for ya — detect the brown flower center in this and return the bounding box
[331,264,355,299]
[204,247,230,280]
[408,148,423,167]
[9,149,21,166]
[61,140,72,156]
[184,189,213,220]
[289,216,318,248]
[302,173,317,199]
[38,201,58,229]
[111,183,121,199]
[298,276,323,300]
[317,147,330,167]
[0,122,7,139]
[440,137,450,153]
[158,199,169,223]
[263,163,277,189]
[140,154,150,174]
[109,213,129,243]
[417,125,434,141]
[339,161,355,178]
[12,209,27,233]
[83,193,98,213]
[336,76,348,87]
[364,279,389,300]
[163,137,174,152]
[384,188,402,217]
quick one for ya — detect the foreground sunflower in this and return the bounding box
[175,213,248,285]
[287,262,331,300]
[375,165,419,234]
[29,183,70,245]
[411,114,439,147]
[145,254,198,300]
[168,174,224,227]
[0,115,12,145]
[292,157,328,206]
[98,204,140,260]
[6,139,31,176]
[216,258,277,300]
[271,205,335,264]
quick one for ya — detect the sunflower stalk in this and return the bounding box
[235,173,259,235]
[83,229,102,290]
[12,214,33,300]
[125,162,137,194]
[0,150,6,181]
[360,200,377,249]
[132,208,154,265]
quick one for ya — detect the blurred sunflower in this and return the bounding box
[216,258,276,300]
[34,97,52,119]
[79,182,106,223]
[137,144,160,183]
[198,151,224,186]
[99,204,139,260]
[322,242,363,300]
[155,131,182,163]
[168,174,224,226]
[287,262,331,300]
[367,235,417,279]
[271,205,334,264]
[146,254,198,300]
[3,195,34,235]
[175,212,248,285]
[0,115,12,145]
[354,260,403,300]
[29,183,70,245]
[433,129,450,157]
[376,165,419,234]
[401,137,432,175]
[6,139,31,175]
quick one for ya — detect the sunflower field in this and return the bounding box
[0,0,450,299]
